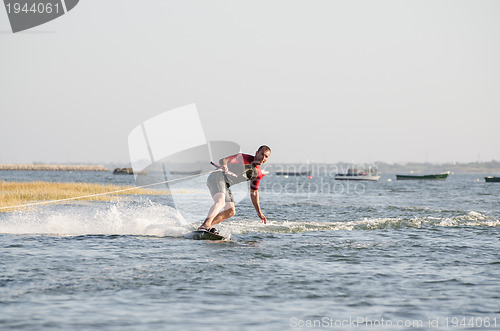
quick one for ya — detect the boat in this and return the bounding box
[485,176,500,183]
[335,168,380,181]
[275,170,312,176]
[170,170,202,175]
[113,168,134,175]
[396,171,450,180]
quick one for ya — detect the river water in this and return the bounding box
[0,170,499,330]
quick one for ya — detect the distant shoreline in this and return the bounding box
[265,161,500,175]
[0,164,109,171]
[1,161,499,174]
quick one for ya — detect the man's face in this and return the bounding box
[254,148,271,165]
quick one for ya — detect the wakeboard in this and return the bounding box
[190,229,226,241]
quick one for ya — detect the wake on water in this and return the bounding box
[224,211,500,235]
[0,200,191,237]
[1,199,498,239]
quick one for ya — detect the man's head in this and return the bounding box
[254,145,271,165]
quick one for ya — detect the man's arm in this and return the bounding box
[250,189,267,224]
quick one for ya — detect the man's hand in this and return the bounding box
[257,211,267,224]
[250,188,266,225]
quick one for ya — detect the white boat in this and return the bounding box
[334,168,380,181]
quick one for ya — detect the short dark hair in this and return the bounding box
[257,145,271,153]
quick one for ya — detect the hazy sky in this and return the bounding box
[1,1,499,164]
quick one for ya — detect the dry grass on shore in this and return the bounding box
[0,181,168,212]
[0,164,109,171]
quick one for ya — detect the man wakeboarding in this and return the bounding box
[198,145,271,232]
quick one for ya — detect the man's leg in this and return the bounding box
[199,192,226,230]
[210,202,236,227]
